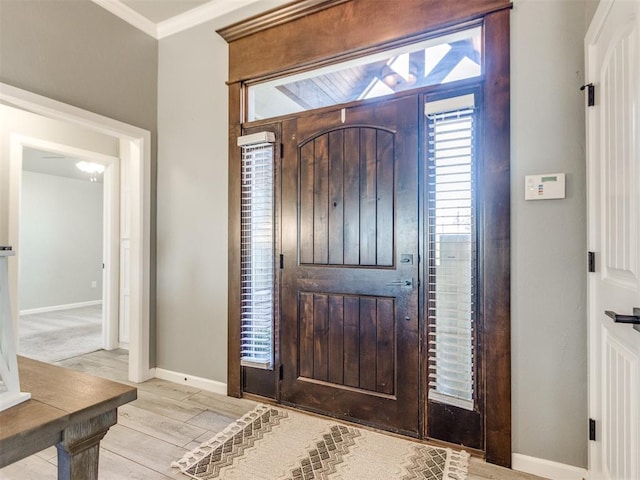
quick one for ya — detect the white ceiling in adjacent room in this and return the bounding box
[22,147,104,184]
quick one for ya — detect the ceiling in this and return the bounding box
[23,148,104,184]
[93,0,294,39]
[121,0,210,24]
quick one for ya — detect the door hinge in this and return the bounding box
[280,143,284,159]
[588,251,595,273]
[589,418,596,441]
[279,254,284,269]
[580,83,595,107]
[279,364,284,381]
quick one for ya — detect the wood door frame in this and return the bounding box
[223,0,511,467]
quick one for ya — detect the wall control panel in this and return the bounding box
[525,173,566,200]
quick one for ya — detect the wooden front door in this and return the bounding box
[280,95,420,435]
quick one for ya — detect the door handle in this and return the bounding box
[386,278,413,287]
[605,307,640,324]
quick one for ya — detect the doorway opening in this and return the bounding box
[17,145,114,363]
[1,82,152,382]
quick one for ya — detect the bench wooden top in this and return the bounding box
[0,356,137,467]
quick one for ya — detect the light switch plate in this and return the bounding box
[525,173,565,200]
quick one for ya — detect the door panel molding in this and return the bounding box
[281,95,420,435]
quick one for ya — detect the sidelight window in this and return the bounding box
[426,94,477,411]
[239,132,276,370]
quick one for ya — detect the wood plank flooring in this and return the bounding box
[0,350,546,479]
[18,305,102,363]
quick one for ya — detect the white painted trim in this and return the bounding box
[154,368,228,396]
[91,0,158,38]
[20,300,103,316]
[103,160,120,350]
[584,0,614,45]
[512,453,588,480]
[156,0,261,39]
[424,93,475,115]
[1,82,152,384]
[0,83,150,141]
[91,0,272,40]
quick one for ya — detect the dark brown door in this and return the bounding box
[280,95,420,435]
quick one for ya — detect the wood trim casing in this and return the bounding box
[227,82,242,398]
[217,0,350,43]
[482,9,511,467]
[225,0,512,467]
[224,0,511,83]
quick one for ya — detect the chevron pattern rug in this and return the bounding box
[172,404,469,480]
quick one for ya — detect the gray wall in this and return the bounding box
[156,22,229,381]
[0,0,157,131]
[19,171,103,310]
[511,0,595,468]
[0,0,158,362]
[154,0,593,467]
[1,0,598,468]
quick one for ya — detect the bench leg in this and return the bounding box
[56,410,117,480]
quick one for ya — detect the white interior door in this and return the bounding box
[586,1,640,479]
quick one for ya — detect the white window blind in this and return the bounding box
[239,132,275,370]
[426,95,476,411]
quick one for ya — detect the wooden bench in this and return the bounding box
[0,356,137,479]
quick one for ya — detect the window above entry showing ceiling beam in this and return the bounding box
[247,27,482,121]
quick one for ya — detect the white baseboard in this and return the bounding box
[512,453,588,480]
[153,367,227,396]
[20,300,103,316]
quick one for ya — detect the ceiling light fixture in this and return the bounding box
[381,62,418,89]
[76,161,105,182]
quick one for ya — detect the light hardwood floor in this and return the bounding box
[18,305,102,363]
[0,350,546,480]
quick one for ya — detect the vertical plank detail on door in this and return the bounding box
[299,127,394,267]
[343,295,360,387]
[300,143,315,265]
[602,27,638,285]
[360,129,378,265]
[344,128,361,265]
[602,328,638,480]
[328,295,345,384]
[299,292,314,378]
[376,298,395,395]
[297,292,396,395]
[314,136,329,264]
[359,297,378,391]
[376,131,394,266]
[329,130,345,265]
[313,294,329,381]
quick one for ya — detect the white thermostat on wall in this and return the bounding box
[525,173,566,200]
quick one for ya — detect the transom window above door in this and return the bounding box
[247,26,482,121]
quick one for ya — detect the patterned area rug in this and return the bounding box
[172,404,469,480]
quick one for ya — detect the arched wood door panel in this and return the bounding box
[280,95,420,435]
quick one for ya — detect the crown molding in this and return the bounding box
[157,0,262,39]
[217,0,350,43]
[92,0,158,38]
